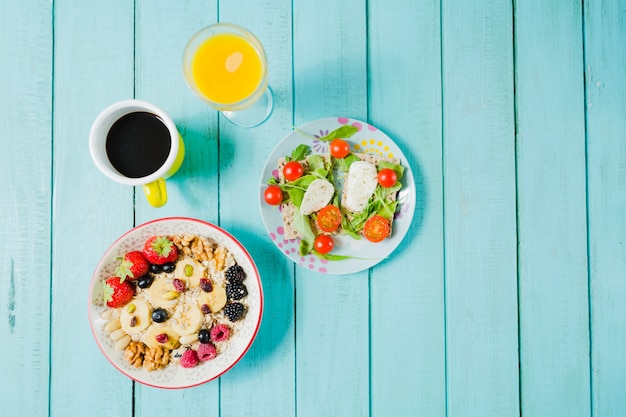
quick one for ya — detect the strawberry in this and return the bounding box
[115,251,149,281]
[102,276,135,308]
[143,235,178,265]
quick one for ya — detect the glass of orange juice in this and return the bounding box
[183,23,273,128]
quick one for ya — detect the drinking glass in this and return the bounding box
[183,23,273,128]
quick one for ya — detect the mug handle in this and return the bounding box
[142,178,167,207]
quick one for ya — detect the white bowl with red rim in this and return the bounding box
[88,217,263,389]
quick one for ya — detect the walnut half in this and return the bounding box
[124,341,146,368]
[143,346,170,372]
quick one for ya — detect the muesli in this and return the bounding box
[98,234,248,371]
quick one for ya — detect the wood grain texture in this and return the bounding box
[585,0,626,415]
[293,0,369,416]
[515,1,591,416]
[50,1,135,416]
[0,1,52,415]
[442,0,519,416]
[368,0,446,415]
[133,0,220,414]
[216,1,297,417]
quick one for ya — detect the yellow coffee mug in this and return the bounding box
[89,99,185,207]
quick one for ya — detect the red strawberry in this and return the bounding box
[143,236,178,265]
[115,251,149,281]
[102,276,135,308]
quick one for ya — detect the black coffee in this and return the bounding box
[106,111,171,178]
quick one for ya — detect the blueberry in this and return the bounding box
[152,308,168,323]
[198,329,210,344]
[161,263,176,273]
[137,275,154,289]
[149,264,163,273]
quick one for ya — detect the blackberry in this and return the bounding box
[226,282,248,301]
[223,302,245,322]
[224,264,245,283]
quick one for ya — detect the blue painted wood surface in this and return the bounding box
[1,0,625,416]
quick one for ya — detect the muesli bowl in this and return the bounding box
[88,217,263,389]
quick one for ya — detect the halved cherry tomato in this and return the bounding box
[313,234,334,254]
[377,168,398,188]
[330,139,351,158]
[264,185,283,205]
[316,205,342,233]
[283,161,304,181]
[363,215,390,243]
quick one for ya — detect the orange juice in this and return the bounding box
[191,33,265,106]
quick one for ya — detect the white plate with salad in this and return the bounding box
[258,117,415,274]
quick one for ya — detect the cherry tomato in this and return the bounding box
[330,139,351,158]
[283,161,304,181]
[363,215,390,243]
[377,168,398,188]
[264,185,283,205]
[313,234,334,254]
[316,205,342,233]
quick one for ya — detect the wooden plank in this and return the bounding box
[442,0,519,415]
[368,0,446,415]
[584,0,626,415]
[132,0,220,413]
[0,1,52,415]
[50,0,135,415]
[515,1,591,416]
[292,0,370,416]
[215,1,296,416]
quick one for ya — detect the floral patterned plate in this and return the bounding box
[258,117,415,274]
[89,217,263,389]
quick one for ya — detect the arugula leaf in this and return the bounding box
[313,251,354,261]
[316,125,359,142]
[292,211,315,256]
[335,153,361,172]
[287,144,310,162]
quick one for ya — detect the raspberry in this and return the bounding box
[224,264,245,283]
[223,302,245,322]
[197,343,217,361]
[180,349,199,368]
[226,282,248,300]
[210,324,230,342]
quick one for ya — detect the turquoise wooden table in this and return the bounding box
[2,0,625,416]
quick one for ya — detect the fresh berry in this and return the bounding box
[198,329,210,344]
[180,349,199,368]
[102,277,135,308]
[143,236,178,265]
[226,282,248,300]
[149,264,163,273]
[152,308,168,323]
[173,278,186,292]
[224,264,245,283]
[155,333,168,344]
[210,324,230,342]
[223,302,245,322]
[199,278,213,293]
[197,343,217,361]
[136,275,154,289]
[161,262,175,273]
[200,304,211,314]
[115,251,149,281]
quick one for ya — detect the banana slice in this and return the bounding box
[197,284,227,313]
[120,298,152,334]
[148,278,180,309]
[171,301,203,336]
[174,258,206,288]
[144,324,180,350]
